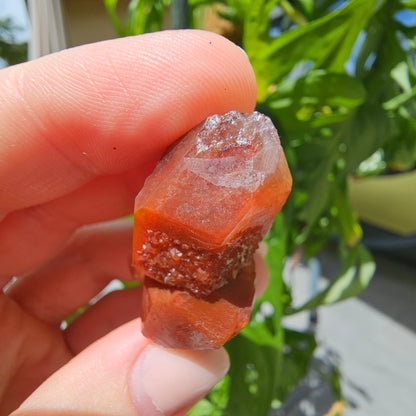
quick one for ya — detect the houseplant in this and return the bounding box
[104,0,416,414]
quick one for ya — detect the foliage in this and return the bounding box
[104,0,170,35]
[0,17,27,66]
[104,0,416,414]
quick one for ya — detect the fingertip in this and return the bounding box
[130,344,229,416]
[0,30,257,214]
[14,319,150,416]
[64,287,143,354]
[14,318,229,416]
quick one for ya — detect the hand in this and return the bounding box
[0,30,257,415]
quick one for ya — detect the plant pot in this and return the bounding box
[348,170,416,236]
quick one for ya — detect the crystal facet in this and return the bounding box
[133,111,292,349]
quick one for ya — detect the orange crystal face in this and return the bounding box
[132,111,292,349]
[142,261,255,350]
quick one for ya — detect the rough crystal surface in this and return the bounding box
[132,111,292,349]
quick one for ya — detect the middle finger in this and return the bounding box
[6,218,135,325]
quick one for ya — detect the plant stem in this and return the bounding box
[171,0,189,29]
[280,0,308,25]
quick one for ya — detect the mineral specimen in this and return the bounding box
[132,111,292,349]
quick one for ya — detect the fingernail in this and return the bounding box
[130,345,229,416]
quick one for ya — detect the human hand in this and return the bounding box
[0,30,258,415]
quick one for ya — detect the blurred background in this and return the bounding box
[1,1,415,415]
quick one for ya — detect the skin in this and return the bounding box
[0,30,262,415]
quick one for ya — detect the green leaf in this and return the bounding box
[225,330,317,412]
[187,377,230,416]
[390,61,413,92]
[216,6,242,24]
[248,213,289,344]
[266,70,366,132]
[355,149,387,177]
[297,158,333,235]
[384,110,416,171]
[355,19,383,79]
[224,335,281,416]
[402,0,416,10]
[124,0,169,35]
[360,1,407,102]
[104,0,169,36]
[331,184,363,247]
[277,329,317,399]
[244,0,377,100]
[340,102,390,174]
[187,399,218,416]
[297,0,314,16]
[287,244,375,314]
[188,0,216,6]
[290,133,338,240]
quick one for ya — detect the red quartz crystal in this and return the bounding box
[142,261,255,350]
[132,111,292,350]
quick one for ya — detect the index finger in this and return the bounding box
[0,30,257,216]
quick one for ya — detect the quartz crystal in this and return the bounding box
[133,111,292,349]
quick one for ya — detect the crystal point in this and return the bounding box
[133,111,292,349]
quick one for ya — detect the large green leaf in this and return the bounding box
[224,335,281,416]
[390,61,414,92]
[244,213,289,347]
[361,0,407,100]
[277,329,317,400]
[354,17,383,79]
[384,108,416,170]
[340,103,390,174]
[331,185,363,248]
[266,70,366,132]
[287,131,339,243]
[286,244,375,314]
[222,330,317,416]
[243,0,377,100]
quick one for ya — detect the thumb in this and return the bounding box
[12,319,229,416]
